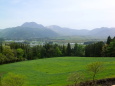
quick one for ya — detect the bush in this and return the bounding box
[67,72,84,84]
[2,73,27,86]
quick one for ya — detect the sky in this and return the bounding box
[0,0,115,30]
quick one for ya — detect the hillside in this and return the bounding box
[47,25,89,36]
[47,26,115,38]
[0,22,115,39]
[0,57,115,86]
[0,22,59,39]
[88,27,115,37]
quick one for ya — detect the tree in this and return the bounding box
[85,44,95,57]
[0,43,3,53]
[101,44,108,57]
[54,47,62,56]
[40,47,46,58]
[0,53,7,64]
[26,48,33,60]
[62,45,66,56]
[2,46,16,62]
[94,42,104,57]
[17,48,24,60]
[87,62,104,85]
[66,43,71,56]
[43,44,52,57]
[106,40,115,57]
[85,42,104,57]
[74,43,84,56]
[106,36,111,45]
[32,45,42,59]
[102,39,115,57]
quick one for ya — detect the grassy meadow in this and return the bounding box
[0,57,115,86]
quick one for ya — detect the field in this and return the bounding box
[0,57,115,86]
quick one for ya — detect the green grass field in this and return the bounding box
[0,57,115,86]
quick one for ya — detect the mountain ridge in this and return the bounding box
[0,22,115,39]
[0,22,59,39]
[21,22,44,28]
[47,25,115,37]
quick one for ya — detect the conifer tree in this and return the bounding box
[106,36,111,45]
[66,43,71,56]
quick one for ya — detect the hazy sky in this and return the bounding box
[0,0,115,29]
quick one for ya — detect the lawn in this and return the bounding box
[0,57,115,86]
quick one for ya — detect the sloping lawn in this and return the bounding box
[0,57,115,86]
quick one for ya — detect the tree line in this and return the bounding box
[0,42,85,64]
[0,36,115,64]
[85,36,115,57]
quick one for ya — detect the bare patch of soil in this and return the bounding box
[67,78,115,86]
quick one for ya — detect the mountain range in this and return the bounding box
[0,22,58,39]
[0,22,115,39]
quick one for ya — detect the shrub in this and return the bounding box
[2,73,27,86]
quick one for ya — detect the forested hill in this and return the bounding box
[0,22,115,39]
[0,22,59,39]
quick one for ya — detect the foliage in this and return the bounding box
[66,43,71,56]
[0,36,115,65]
[67,72,84,84]
[0,53,7,64]
[2,46,16,63]
[2,73,26,86]
[73,43,85,56]
[103,40,115,57]
[17,48,24,60]
[62,45,66,56]
[102,36,115,57]
[85,42,104,57]
[85,36,115,57]
[106,36,111,45]
[87,62,104,82]
[106,40,115,56]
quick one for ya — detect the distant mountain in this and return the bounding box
[47,25,89,36]
[47,25,115,38]
[0,22,115,39]
[0,22,59,39]
[88,27,115,37]
[21,22,44,28]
